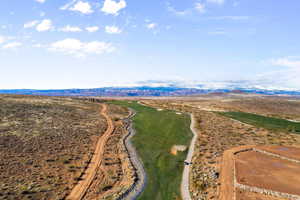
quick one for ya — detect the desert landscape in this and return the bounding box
[2,1,300,199]
[1,93,300,200]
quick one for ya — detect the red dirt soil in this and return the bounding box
[236,150,300,196]
[219,145,300,200]
[258,146,300,161]
[236,189,287,200]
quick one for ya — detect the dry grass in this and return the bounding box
[0,95,107,200]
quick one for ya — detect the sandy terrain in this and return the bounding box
[219,146,300,200]
[236,189,286,200]
[236,150,300,196]
[258,146,300,161]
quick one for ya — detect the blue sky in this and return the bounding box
[0,0,300,90]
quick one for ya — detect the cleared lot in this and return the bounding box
[219,146,300,200]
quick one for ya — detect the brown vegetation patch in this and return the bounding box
[0,95,106,200]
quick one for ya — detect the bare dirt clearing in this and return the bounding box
[236,189,286,200]
[220,146,300,200]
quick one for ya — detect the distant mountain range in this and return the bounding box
[1,86,300,97]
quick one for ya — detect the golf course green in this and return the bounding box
[109,101,193,200]
[220,111,300,133]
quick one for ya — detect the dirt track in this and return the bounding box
[219,146,254,200]
[66,104,114,200]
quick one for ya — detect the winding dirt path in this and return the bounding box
[181,114,198,200]
[66,104,114,200]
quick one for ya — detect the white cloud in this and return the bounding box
[0,36,5,44]
[33,43,43,48]
[195,2,206,13]
[24,20,39,28]
[206,0,225,5]
[36,19,53,32]
[208,30,226,35]
[2,42,22,49]
[167,3,190,16]
[49,38,115,57]
[105,25,122,34]
[101,0,126,15]
[60,0,77,10]
[70,1,93,14]
[209,16,250,20]
[35,0,46,3]
[60,25,82,32]
[253,57,300,90]
[270,57,300,69]
[146,23,157,29]
[86,26,99,32]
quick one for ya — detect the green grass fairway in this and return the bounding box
[220,111,300,133]
[108,101,193,200]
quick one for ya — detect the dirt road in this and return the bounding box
[66,104,114,200]
[181,114,197,200]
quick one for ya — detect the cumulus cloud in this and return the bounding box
[69,1,93,14]
[2,42,22,49]
[206,0,225,5]
[35,0,46,3]
[101,0,126,15]
[195,2,206,13]
[60,25,82,32]
[24,20,39,28]
[86,26,99,32]
[105,25,122,34]
[49,38,115,57]
[146,23,157,29]
[36,19,53,32]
